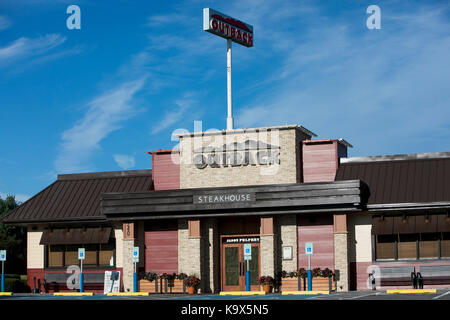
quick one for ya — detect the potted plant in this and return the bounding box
[183,275,200,294]
[258,276,275,294]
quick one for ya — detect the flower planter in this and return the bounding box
[262,284,272,294]
[311,277,335,291]
[139,278,186,294]
[167,279,185,294]
[280,277,301,292]
[139,279,160,293]
[280,277,335,292]
[187,286,196,294]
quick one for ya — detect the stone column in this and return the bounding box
[178,219,202,289]
[333,214,349,292]
[201,218,219,293]
[122,222,136,292]
[260,217,276,277]
[277,215,298,273]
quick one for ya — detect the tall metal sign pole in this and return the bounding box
[227,39,233,130]
[203,8,254,130]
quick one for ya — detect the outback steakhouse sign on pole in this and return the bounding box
[203,8,253,47]
[203,8,253,130]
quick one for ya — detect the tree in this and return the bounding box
[0,195,26,274]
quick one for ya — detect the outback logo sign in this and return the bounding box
[193,140,280,169]
[203,8,253,47]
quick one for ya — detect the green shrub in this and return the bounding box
[4,278,31,293]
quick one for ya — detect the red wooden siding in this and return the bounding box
[302,140,339,183]
[297,215,334,270]
[151,150,180,190]
[144,221,178,274]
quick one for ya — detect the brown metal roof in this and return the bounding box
[335,157,450,205]
[2,170,152,224]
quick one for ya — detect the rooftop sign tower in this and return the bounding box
[203,8,254,130]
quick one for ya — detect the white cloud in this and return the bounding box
[151,96,196,134]
[55,78,146,173]
[0,33,66,67]
[0,16,11,31]
[113,154,136,170]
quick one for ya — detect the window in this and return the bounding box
[419,233,439,258]
[46,240,116,268]
[376,235,396,260]
[99,240,115,266]
[375,232,450,261]
[441,233,450,257]
[48,245,64,267]
[398,234,418,259]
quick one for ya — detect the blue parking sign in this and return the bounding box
[132,247,139,263]
[78,248,85,260]
[243,244,252,260]
[305,242,313,255]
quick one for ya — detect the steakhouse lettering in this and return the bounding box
[195,193,255,204]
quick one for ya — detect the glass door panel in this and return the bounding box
[225,247,239,286]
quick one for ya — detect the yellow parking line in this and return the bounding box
[219,291,266,295]
[0,292,13,296]
[386,289,437,294]
[282,291,329,295]
[107,292,149,296]
[53,292,94,296]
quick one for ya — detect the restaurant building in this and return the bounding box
[2,124,450,293]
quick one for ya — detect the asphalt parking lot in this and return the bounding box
[1,290,450,300]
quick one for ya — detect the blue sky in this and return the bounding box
[0,0,449,202]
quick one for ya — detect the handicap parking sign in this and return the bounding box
[0,250,5,261]
[305,242,313,255]
[78,248,85,260]
[132,247,139,263]
[243,244,252,260]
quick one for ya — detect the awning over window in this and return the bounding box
[373,214,450,235]
[372,216,394,235]
[39,227,112,245]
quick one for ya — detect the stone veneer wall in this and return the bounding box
[276,215,298,273]
[260,235,276,277]
[122,238,135,292]
[179,128,309,189]
[334,232,349,292]
[200,218,219,293]
[178,219,202,287]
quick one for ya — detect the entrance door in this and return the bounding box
[221,238,260,291]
